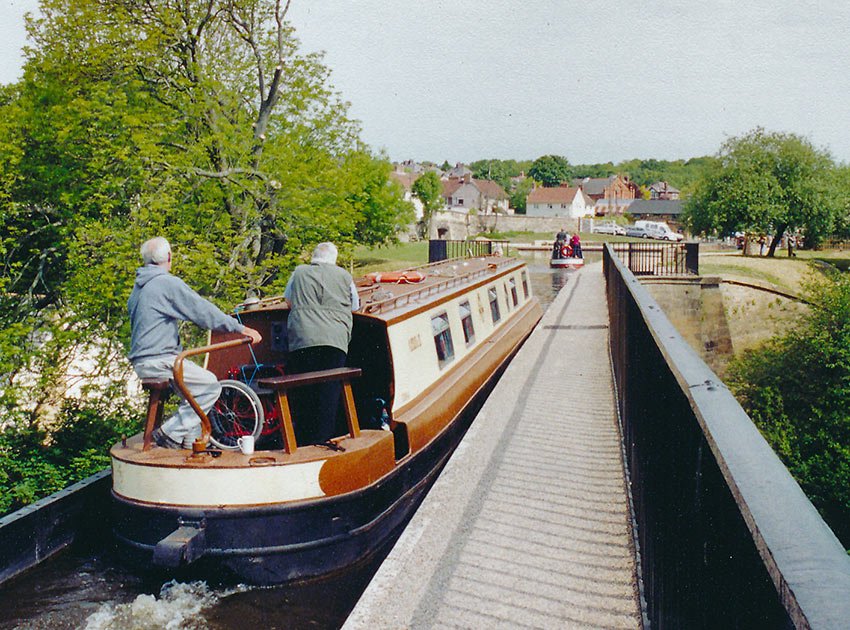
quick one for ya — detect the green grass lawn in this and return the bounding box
[353,241,429,275]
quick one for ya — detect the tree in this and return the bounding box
[411,170,443,236]
[684,129,844,254]
[728,268,850,547]
[528,155,572,187]
[0,0,412,506]
[509,177,533,214]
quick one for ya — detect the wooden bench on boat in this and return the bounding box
[258,367,362,454]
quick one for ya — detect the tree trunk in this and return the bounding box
[767,224,787,257]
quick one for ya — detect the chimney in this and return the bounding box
[463,173,471,183]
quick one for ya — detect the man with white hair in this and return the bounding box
[128,237,262,449]
[283,242,360,445]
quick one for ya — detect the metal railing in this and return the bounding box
[610,241,698,276]
[428,239,511,263]
[603,244,850,629]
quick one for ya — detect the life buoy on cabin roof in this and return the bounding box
[561,244,571,257]
[365,270,426,284]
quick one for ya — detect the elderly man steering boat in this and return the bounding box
[127,237,262,450]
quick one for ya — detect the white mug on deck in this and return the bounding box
[237,435,255,455]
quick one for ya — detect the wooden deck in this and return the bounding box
[343,261,643,629]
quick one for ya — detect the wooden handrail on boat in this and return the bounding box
[258,367,362,455]
[172,336,254,453]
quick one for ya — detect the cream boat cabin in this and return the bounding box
[111,254,542,584]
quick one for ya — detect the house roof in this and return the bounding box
[575,176,618,196]
[443,164,473,178]
[628,199,683,216]
[441,177,507,200]
[389,171,419,191]
[648,181,681,194]
[527,186,588,204]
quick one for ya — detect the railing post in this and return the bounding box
[429,239,448,263]
[685,242,699,275]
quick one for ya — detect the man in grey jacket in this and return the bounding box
[128,237,261,449]
[284,242,359,445]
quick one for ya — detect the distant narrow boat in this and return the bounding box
[110,254,542,584]
[550,241,584,268]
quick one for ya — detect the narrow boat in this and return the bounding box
[110,254,542,584]
[550,241,584,269]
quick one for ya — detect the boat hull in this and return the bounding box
[550,257,584,268]
[111,256,543,585]
[112,364,492,585]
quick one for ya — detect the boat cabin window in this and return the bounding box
[459,300,475,345]
[509,277,519,307]
[521,271,529,299]
[488,286,501,323]
[503,283,511,311]
[431,312,455,367]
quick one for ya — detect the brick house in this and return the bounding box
[648,181,681,200]
[575,175,635,215]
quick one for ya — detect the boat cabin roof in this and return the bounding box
[234,255,525,325]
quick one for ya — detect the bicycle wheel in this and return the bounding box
[208,379,264,450]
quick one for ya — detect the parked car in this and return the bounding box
[593,221,626,236]
[635,220,684,241]
[625,225,651,239]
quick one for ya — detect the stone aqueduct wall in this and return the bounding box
[428,210,584,240]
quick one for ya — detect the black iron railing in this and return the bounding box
[604,244,850,629]
[610,241,698,276]
[428,239,511,263]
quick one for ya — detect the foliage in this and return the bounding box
[727,268,850,547]
[683,128,845,254]
[510,177,534,214]
[411,170,443,235]
[528,155,572,187]
[468,159,525,191]
[0,0,412,509]
[0,393,142,515]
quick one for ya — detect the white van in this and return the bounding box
[635,221,684,241]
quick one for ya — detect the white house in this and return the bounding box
[526,185,593,218]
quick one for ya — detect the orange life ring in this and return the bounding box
[365,270,426,284]
[561,245,572,257]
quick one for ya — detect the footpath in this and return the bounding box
[343,261,643,630]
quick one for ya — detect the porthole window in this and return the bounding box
[459,301,475,344]
[488,287,501,323]
[521,271,529,299]
[431,312,455,367]
[509,277,518,306]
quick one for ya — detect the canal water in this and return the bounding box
[0,254,589,630]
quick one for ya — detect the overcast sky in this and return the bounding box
[3,0,849,165]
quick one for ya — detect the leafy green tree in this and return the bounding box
[528,155,572,187]
[684,128,844,254]
[411,170,443,236]
[469,159,521,191]
[0,0,412,509]
[728,268,850,547]
[510,177,533,214]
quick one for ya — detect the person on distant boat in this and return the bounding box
[127,237,262,449]
[570,233,582,259]
[284,242,360,445]
[554,228,568,259]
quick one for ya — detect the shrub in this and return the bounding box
[728,267,850,548]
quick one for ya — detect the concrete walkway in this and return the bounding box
[343,262,642,630]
